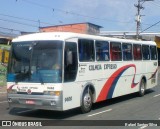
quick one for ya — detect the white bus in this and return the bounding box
[7,32,158,113]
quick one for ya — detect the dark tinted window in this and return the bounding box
[122,43,132,61]
[110,42,122,61]
[78,39,95,62]
[64,42,78,82]
[95,41,109,61]
[150,46,157,60]
[142,45,150,60]
[133,44,142,60]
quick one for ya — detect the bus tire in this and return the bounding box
[81,89,93,113]
[139,79,146,97]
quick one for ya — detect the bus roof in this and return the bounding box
[12,32,156,45]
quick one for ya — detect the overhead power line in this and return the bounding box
[140,20,160,33]
[0,26,25,32]
[0,18,90,32]
[0,31,18,37]
[0,13,53,26]
[0,15,95,32]
[0,18,38,28]
[21,0,132,24]
[150,1,160,8]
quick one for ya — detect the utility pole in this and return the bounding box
[135,0,153,40]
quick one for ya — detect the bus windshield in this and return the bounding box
[7,40,63,83]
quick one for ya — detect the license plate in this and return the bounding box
[26,100,35,104]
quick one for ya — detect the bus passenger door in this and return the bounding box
[63,39,79,110]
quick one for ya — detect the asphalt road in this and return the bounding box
[0,73,160,129]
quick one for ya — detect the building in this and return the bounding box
[40,22,102,35]
[0,34,13,64]
[100,31,160,40]
[0,35,12,45]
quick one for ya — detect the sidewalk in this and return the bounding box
[0,85,6,93]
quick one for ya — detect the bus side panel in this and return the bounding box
[145,60,158,89]
[95,61,158,102]
[111,66,139,98]
[77,62,106,103]
[62,82,82,110]
[95,62,143,102]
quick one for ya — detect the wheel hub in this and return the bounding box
[84,93,91,108]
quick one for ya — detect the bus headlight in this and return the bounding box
[7,89,17,94]
[43,91,61,96]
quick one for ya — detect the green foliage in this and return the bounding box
[0,64,7,86]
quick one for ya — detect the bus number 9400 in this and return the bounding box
[65,96,72,102]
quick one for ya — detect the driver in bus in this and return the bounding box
[53,63,60,70]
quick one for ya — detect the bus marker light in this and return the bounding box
[43,91,60,96]
[54,91,60,96]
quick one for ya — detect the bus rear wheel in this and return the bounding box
[81,89,92,113]
[139,79,146,97]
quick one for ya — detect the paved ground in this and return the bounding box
[0,86,6,92]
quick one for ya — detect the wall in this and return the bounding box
[41,23,87,34]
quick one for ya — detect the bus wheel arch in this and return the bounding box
[139,76,147,97]
[80,83,95,113]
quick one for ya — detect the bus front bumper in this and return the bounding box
[7,94,63,111]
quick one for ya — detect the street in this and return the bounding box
[0,72,159,129]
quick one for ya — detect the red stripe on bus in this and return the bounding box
[148,68,158,80]
[96,64,137,102]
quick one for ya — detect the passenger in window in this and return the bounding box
[53,64,60,70]
[89,55,94,61]
[105,54,109,60]
[96,54,100,61]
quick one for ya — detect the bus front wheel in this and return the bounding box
[81,89,93,113]
[139,79,146,97]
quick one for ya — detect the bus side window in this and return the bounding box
[64,42,78,82]
[150,46,157,60]
[110,42,122,61]
[78,39,95,62]
[122,43,132,61]
[133,44,142,60]
[142,45,150,60]
[95,40,109,61]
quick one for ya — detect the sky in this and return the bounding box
[0,0,160,35]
